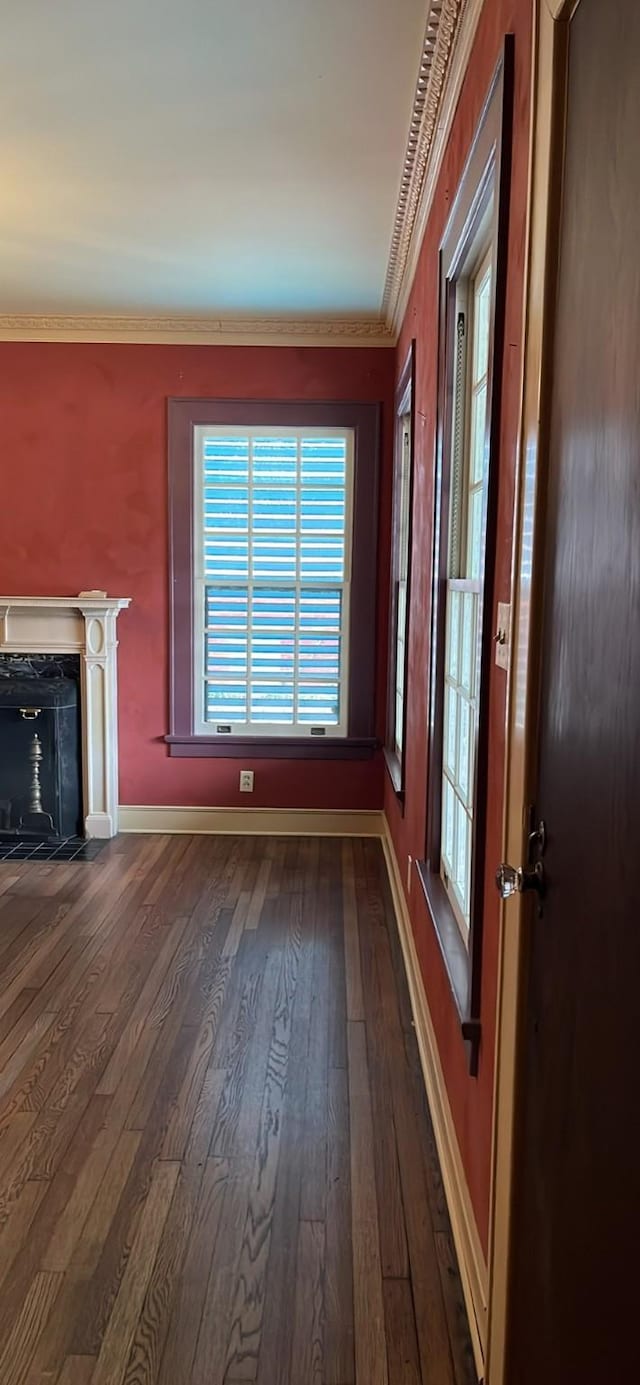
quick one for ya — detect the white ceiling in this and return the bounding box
[0,0,427,320]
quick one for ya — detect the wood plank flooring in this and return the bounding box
[0,834,477,1385]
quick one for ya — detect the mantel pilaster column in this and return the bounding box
[79,604,122,838]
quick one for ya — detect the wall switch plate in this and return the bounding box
[239,770,254,792]
[495,602,511,670]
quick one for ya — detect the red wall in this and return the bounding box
[385,0,533,1253]
[0,343,394,810]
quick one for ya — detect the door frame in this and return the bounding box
[484,1,580,1380]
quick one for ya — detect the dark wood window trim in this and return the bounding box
[384,340,416,805]
[418,38,514,1076]
[167,397,381,759]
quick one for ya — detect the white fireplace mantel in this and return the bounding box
[0,593,131,838]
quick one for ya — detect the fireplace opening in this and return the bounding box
[0,655,82,840]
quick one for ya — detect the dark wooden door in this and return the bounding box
[506,2,640,1381]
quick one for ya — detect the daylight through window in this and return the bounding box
[193,425,354,737]
[440,250,492,937]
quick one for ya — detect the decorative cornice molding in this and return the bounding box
[0,313,393,348]
[382,1,458,323]
[382,0,484,335]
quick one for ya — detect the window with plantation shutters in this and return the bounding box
[192,425,354,737]
[168,398,379,759]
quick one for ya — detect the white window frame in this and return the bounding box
[440,243,493,941]
[192,422,355,739]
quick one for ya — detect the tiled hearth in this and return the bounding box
[0,835,106,862]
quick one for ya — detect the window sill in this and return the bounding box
[416,861,481,1075]
[383,746,405,807]
[165,734,379,760]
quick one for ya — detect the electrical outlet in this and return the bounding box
[407,855,413,892]
[239,770,254,793]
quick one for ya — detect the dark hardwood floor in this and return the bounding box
[0,833,476,1385]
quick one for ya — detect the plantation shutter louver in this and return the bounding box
[193,424,353,736]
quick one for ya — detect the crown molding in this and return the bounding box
[382,0,485,336]
[0,313,394,348]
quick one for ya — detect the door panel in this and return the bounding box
[507,0,640,1380]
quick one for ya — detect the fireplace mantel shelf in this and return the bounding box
[0,593,131,838]
[0,595,131,612]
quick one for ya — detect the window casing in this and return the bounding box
[418,42,513,1074]
[385,342,416,798]
[167,399,380,759]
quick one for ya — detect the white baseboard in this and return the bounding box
[118,805,385,837]
[381,819,488,1378]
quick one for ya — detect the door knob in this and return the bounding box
[495,860,545,900]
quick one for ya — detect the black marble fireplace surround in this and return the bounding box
[0,654,83,842]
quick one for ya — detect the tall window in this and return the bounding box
[418,42,513,1072]
[193,425,353,737]
[394,418,411,751]
[441,254,492,935]
[386,342,415,797]
[167,399,380,758]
